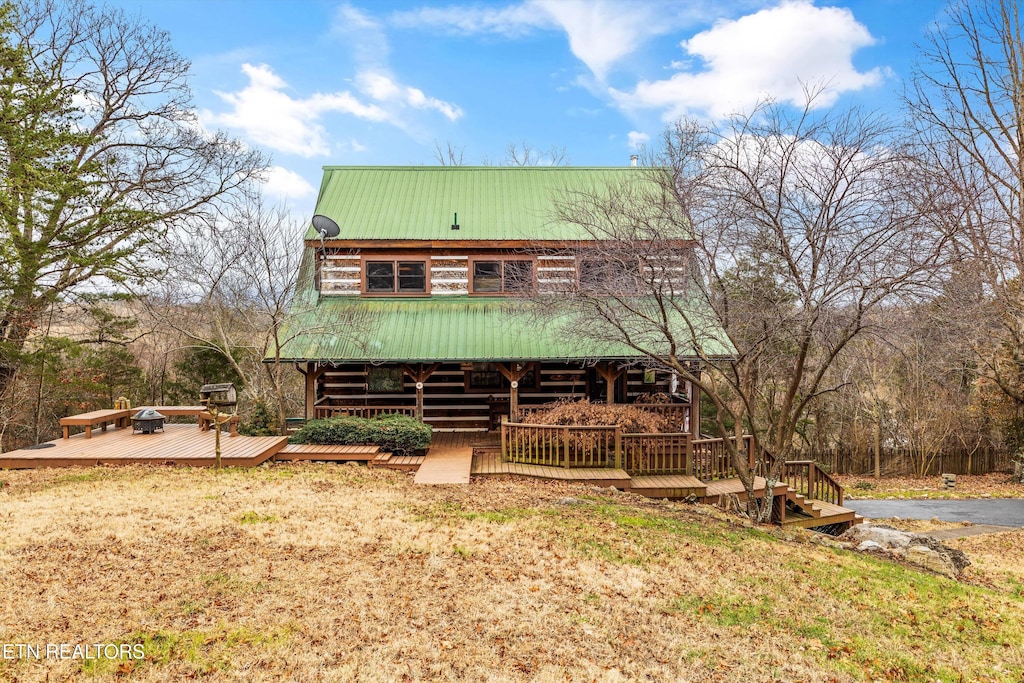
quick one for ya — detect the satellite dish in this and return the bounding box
[311,214,341,238]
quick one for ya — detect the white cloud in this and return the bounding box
[334,5,463,123]
[532,0,685,81]
[627,131,650,149]
[612,1,884,120]
[202,63,388,157]
[391,0,712,81]
[390,4,551,37]
[356,72,463,121]
[332,3,390,67]
[260,166,317,201]
[202,60,462,156]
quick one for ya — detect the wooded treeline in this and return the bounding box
[1,0,1024,497]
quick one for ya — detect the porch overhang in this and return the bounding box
[272,296,731,365]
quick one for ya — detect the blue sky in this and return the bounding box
[109,0,945,218]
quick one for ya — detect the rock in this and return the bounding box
[857,540,885,552]
[905,545,957,577]
[841,523,970,577]
[842,523,913,550]
[907,534,971,574]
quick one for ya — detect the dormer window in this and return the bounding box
[365,260,427,293]
[470,258,533,294]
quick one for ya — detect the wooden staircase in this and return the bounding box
[782,490,864,529]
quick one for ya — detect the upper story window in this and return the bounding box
[578,255,641,294]
[471,259,533,294]
[365,260,427,293]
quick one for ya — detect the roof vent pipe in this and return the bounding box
[630,154,639,167]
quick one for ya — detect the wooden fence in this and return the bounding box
[803,446,1010,477]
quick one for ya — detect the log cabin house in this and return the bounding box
[276,166,724,432]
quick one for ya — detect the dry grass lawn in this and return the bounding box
[0,464,1022,682]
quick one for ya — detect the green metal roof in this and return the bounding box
[275,296,730,363]
[307,166,674,241]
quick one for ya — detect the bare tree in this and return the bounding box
[500,141,570,166]
[907,0,1024,422]
[0,0,265,402]
[147,198,373,433]
[547,97,942,521]
[143,200,298,432]
[433,140,465,166]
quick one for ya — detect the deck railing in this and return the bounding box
[503,421,752,479]
[314,405,417,419]
[691,435,754,481]
[502,420,843,502]
[621,433,690,475]
[629,402,690,429]
[502,422,620,468]
[779,460,843,505]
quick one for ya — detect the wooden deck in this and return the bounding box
[629,474,707,498]
[275,443,380,462]
[702,476,788,500]
[414,446,474,484]
[471,450,632,487]
[0,423,287,468]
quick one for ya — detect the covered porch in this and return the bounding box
[299,359,697,432]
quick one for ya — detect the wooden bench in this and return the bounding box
[198,411,241,437]
[60,409,133,439]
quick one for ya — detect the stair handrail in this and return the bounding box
[760,452,844,506]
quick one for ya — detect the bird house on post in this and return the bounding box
[199,383,239,470]
[199,383,237,410]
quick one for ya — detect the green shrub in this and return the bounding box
[288,414,431,455]
[238,401,279,437]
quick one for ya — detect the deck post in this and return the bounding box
[808,463,816,500]
[614,427,622,470]
[563,426,570,469]
[500,416,507,462]
[685,432,694,476]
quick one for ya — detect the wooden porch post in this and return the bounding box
[594,362,625,405]
[400,363,441,423]
[299,362,327,420]
[494,362,532,421]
